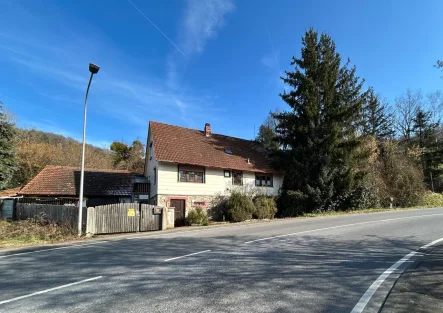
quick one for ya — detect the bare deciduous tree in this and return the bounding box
[427,90,443,123]
[394,89,422,146]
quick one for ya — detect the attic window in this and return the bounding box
[225,149,233,155]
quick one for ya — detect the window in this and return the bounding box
[149,142,153,160]
[255,174,273,187]
[134,183,150,193]
[225,148,233,155]
[232,171,243,186]
[153,167,157,185]
[179,167,204,183]
[224,170,231,177]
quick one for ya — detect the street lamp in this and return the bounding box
[78,63,100,237]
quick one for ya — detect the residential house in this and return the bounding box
[18,165,149,206]
[145,121,283,224]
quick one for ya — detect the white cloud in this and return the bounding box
[181,0,235,55]
[1,2,233,141]
[261,54,278,69]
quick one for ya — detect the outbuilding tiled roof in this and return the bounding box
[150,121,277,173]
[19,166,135,196]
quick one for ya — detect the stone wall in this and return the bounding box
[157,194,227,220]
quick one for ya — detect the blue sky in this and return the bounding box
[1,0,442,148]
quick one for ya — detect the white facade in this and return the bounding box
[157,162,282,197]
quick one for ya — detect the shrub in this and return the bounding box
[209,194,228,221]
[226,191,255,222]
[276,190,308,217]
[422,192,443,207]
[253,196,278,219]
[0,218,75,248]
[186,207,209,226]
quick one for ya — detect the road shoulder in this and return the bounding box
[380,243,443,312]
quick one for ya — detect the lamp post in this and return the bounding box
[78,63,100,237]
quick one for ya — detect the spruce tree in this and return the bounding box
[274,29,367,215]
[0,104,17,189]
[256,112,279,151]
[362,88,394,141]
[412,109,443,191]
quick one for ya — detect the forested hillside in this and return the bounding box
[0,103,146,190]
[11,129,115,187]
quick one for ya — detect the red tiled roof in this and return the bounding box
[150,121,276,173]
[19,165,135,196]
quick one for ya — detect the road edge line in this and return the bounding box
[0,276,103,305]
[350,237,443,313]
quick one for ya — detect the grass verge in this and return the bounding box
[0,219,80,250]
[300,205,437,218]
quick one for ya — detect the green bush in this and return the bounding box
[226,191,255,222]
[422,192,443,207]
[209,194,228,221]
[253,196,278,219]
[276,190,308,217]
[186,207,209,226]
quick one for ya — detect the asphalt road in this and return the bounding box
[1,208,442,313]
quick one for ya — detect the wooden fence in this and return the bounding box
[86,203,163,235]
[15,203,85,228]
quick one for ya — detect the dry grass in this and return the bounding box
[300,205,435,218]
[0,218,79,249]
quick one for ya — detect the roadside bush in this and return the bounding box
[226,191,255,222]
[276,190,308,217]
[208,193,228,221]
[253,196,278,219]
[186,207,209,226]
[422,192,443,207]
[0,218,76,249]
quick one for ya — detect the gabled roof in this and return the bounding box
[19,165,135,197]
[150,121,276,173]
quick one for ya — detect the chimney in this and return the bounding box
[204,123,212,137]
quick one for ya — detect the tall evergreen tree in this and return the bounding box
[274,29,368,215]
[362,88,394,141]
[0,103,17,189]
[256,112,279,151]
[412,109,443,191]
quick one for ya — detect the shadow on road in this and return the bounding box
[0,233,426,313]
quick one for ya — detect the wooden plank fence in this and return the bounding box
[86,203,163,235]
[15,203,85,228]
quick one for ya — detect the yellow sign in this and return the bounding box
[128,208,135,217]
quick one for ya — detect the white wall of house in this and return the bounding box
[158,161,282,197]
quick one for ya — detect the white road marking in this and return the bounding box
[0,276,103,305]
[350,252,416,313]
[420,237,443,249]
[244,213,443,244]
[350,237,443,313]
[164,250,211,262]
[0,241,109,258]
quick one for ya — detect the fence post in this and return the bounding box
[137,203,141,232]
[167,208,175,229]
[86,207,95,237]
[161,207,167,230]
